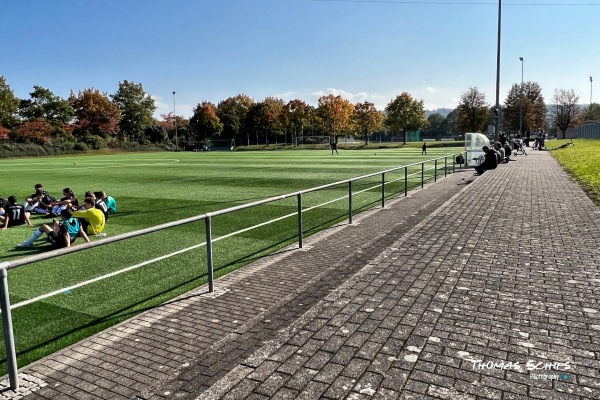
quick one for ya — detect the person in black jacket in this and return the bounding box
[474,146,498,176]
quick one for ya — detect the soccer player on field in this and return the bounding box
[18,209,90,248]
[1,196,33,230]
[85,191,109,220]
[48,188,79,217]
[72,197,106,235]
[25,183,55,214]
[96,191,117,214]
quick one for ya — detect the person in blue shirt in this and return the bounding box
[18,209,89,248]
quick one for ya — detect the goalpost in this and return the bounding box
[294,136,331,147]
[207,139,235,151]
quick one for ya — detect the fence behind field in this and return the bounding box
[0,153,464,389]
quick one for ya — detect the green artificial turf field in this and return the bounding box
[0,146,462,374]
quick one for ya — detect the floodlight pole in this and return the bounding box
[519,57,524,136]
[494,0,502,140]
[591,76,593,105]
[173,91,178,152]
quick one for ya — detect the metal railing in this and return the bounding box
[0,153,463,389]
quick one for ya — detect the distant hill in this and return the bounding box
[426,108,453,117]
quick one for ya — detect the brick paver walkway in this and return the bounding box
[3,150,599,399]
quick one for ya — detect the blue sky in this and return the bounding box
[1,0,598,118]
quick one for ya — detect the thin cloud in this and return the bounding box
[310,88,386,108]
[152,95,194,119]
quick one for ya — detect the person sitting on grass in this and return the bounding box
[474,146,498,176]
[82,191,109,220]
[95,191,117,215]
[47,187,79,218]
[1,196,33,230]
[25,183,55,215]
[18,209,89,248]
[72,197,106,236]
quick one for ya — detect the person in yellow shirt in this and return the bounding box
[72,197,106,235]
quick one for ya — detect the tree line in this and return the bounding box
[1,75,598,153]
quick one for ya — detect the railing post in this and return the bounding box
[348,181,353,224]
[205,217,214,293]
[452,154,456,173]
[297,193,303,249]
[381,173,385,208]
[421,162,425,188]
[404,166,408,197]
[434,159,438,182]
[0,267,19,390]
[445,156,448,176]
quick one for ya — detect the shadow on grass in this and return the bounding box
[0,184,428,373]
[0,210,353,373]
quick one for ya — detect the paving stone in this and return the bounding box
[14,152,600,400]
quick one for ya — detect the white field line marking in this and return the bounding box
[8,160,180,172]
[11,241,205,310]
[11,174,438,310]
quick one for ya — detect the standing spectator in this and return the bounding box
[499,133,508,146]
[330,140,338,155]
[539,130,546,150]
[421,142,427,155]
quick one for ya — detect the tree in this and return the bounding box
[18,86,74,126]
[245,102,267,146]
[551,89,581,138]
[111,80,156,142]
[384,92,427,144]
[217,94,254,145]
[15,118,53,144]
[0,76,20,129]
[144,124,169,144]
[583,103,600,121]
[156,113,190,147]
[317,95,354,142]
[439,109,458,137]
[190,101,223,144]
[0,126,10,140]
[352,101,384,145]
[455,87,489,133]
[260,97,286,145]
[503,81,547,134]
[422,113,446,139]
[285,100,311,144]
[69,88,121,137]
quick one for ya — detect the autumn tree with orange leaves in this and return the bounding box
[15,118,54,144]
[190,102,223,144]
[69,89,121,137]
[385,92,427,145]
[317,95,354,143]
[352,101,384,145]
